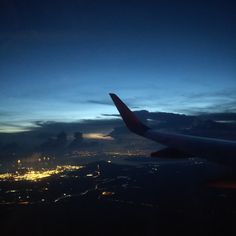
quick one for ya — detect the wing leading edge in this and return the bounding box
[109,93,236,165]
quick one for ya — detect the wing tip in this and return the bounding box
[109,92,149,135]
[109,93,117,99]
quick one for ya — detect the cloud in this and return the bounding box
[31,118,123,134]
[0,108,236,150]
[85,99,113,106]
[185,89,236,100]
[0,111,23,118]
[0,122,32,133]
[201,101,236,114]
[199,112,236,121]
[178,101,236,115]
[101,114,120,117]
[175,88,236,114]
[0,112,12,118]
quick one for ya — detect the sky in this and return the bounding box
[0,0,236,132]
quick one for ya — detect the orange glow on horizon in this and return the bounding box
[83,133,113,140]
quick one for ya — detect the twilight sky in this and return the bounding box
[0,0,236,132]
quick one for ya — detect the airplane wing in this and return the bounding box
[109,93,236,165]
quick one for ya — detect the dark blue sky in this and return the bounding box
[0,0,235,132]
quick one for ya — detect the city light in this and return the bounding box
[0,165,83,182]
[101,191,115,196]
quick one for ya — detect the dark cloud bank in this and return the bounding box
[0,110,236,156]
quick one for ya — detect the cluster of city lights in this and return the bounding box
[70,150,98,158]
[105,150,148,157]
[0,165,83,182]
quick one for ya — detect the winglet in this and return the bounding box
[109,93,149,136]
